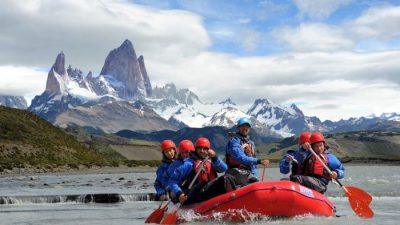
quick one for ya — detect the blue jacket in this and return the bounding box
[168,155,227,198]
[154,159,173,197]
[225,135,258,176]
[279,147,310,175]
[164,158,186,192]
[322,152,345,183]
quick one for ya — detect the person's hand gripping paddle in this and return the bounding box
[160,156,209,225]
[308,146,374,219]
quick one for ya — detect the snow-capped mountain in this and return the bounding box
[152,83,200,105]
[43,40,151,100]
[322,113,400,133]
[380,112,400,121]
[145,83,221,127]
[246,99,326,137]
[218,98,236,108]
[29,40,175,132]
[205,107,248,128]
[0,95,27,109]
[26,39,400,137]
[146,87,252,129]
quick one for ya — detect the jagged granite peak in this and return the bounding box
[0,95,28,109]
[290,104,304,117]
[138,55,152,96]
[219,98,236,107]
[67,65,90,90]
[53,52,66,75]
[100,39,151,100]
[152,83,201,105]
[45,52,68,95]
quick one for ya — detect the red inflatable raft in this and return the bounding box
[184,181,335,221]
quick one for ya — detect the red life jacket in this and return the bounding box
[304,153,331,179]
[193,158,217,184]
[227,140,255,169]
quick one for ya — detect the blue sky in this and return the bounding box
[1,0,400,121]
[130,0,400,55]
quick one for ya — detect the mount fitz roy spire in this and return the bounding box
[138,55,152,97]
[28,39,177,133]
[41,39,152,100]
[45,52,66,95]
[100,39,152,99]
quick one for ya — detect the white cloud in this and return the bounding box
[271,23,354,52]
[0,66,47,102]
[348,5,400,40]
[0,0,210,70]
[278,80,400,121]
[293,0,353,20]
[146,48,400,120]
[1,0,400,122]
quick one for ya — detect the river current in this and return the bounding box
[0,165,398,225]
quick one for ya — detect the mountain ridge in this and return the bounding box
[24,39,400,137]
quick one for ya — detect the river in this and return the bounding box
[0,165,398,225]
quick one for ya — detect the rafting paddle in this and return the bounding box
[160,156,209,225]
[307,146,374,219]
[345,185,372,204]
[144,200,170,223]
[261,164,266,181]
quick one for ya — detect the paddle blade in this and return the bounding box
[345,186,372,204]
[345,190,374,219]
[160,211,178,225]
[145,206,167,223]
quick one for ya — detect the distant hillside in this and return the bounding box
[3,104,398,172]
[0,106,119,172]
[65,124,162,162]
[261,130,400,162]
[115,126,280,153]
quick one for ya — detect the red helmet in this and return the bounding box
[298,132,311,144]
[195,137,211,149]
[178,140,195,153]
[310,132,325,144]
[160,140,176,152]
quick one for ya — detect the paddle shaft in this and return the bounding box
[261,165,266,181]
[187,156,209,190]
[159,156,211,224]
